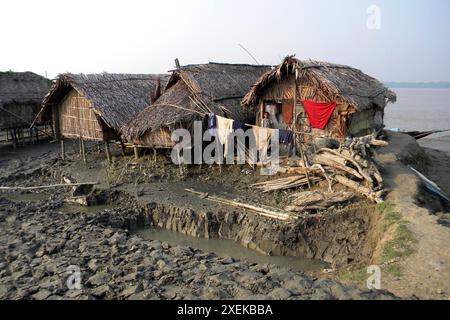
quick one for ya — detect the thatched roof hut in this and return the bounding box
[122,63,270,147]
[242,56,396,140]
[40,73,168,142]
[0,71,50,130]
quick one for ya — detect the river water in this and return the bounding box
[384,88,450,153]
[135,228,329,272]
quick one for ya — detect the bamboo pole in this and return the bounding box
[105,141,111,163]
[134,146,139,160]
[299,142,312,188]
[184,188,293,221]
[79,137,83,158]
[61,139,65,161]
[11,129,17,149]
[120,140,126,157]
[0,182,98,191]
[81,138,87,164]
[293,77,297,153]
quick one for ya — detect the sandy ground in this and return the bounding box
[376,132,450,299]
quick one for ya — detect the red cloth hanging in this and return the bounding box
[302,100,336,129]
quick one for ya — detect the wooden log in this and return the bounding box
[0,182,98,191]
[185,188,293,221]
[370,139,389,147]
[318,153,347,166]
[317,148,374,187]
[333,175,383,203]
[311,154,363,179]
[285,190,355,212]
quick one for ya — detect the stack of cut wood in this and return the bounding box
[308,135,386,203]
[251,175,322,193]
[252,135,387,204]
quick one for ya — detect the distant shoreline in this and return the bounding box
[385,82,450,89]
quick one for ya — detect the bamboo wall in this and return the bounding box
[135,127,175,148]
[57,89,104,141]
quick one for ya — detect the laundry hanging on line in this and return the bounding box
[207,113,216,129]
[302,100,336,130]
[215,115,234,155]
[279,129,293,144]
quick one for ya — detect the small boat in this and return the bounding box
[409,166,450,203]
[404,129,450,140]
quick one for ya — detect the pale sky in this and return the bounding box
[1,0,449,81]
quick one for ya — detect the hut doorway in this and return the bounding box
[263,100,293,129]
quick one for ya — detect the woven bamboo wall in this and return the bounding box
[58,89,104,140]
[136,128,175,148]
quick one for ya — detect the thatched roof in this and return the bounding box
[242,56,396,111]
[0,71,50,107]
[123,63,270,140]
[42,73,169,131]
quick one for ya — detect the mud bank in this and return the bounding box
[0,195,396,300]
[131,195,377,267]
[0,139,401,299]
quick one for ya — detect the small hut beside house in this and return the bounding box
[122,63,270,148]
[241,56,396,144]
[0,71,51,147]
[39,73,168,160]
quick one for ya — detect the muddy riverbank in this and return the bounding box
[2,132,449,299]
[0,140,400,299]
[0,193,396,300]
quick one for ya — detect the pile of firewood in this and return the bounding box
[251,175,322,193]
[252,135,387,205]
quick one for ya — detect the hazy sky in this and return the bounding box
[1,0,449,81]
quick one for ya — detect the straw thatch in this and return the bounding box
[123,63,270,143]
[0,71,50,129]
[41,73,168,141]
[242,55,396,110]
